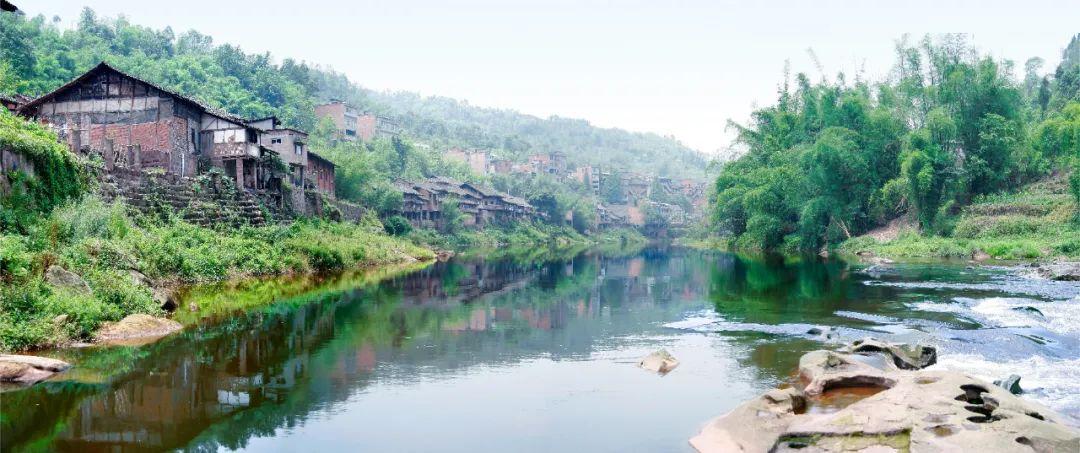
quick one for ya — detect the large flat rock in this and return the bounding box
[96,314,183,346]
[0,354,72,385]
[691,340,1080,452]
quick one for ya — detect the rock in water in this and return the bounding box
[1035,262,1080,281]
[639,349,679,374]
[690,341,1079,452]
[848,337,936,370]
[96,314,183,346]
[0,354,72,385]
[994,374,1023,395]
[44,265,91,294]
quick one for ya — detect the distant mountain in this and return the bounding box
[364,91,708,179]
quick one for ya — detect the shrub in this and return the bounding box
[383,215,412,236]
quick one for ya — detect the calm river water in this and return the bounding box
[3,245,1079,452]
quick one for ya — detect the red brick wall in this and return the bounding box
[81,118,195,176]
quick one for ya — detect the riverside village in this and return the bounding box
[1,2,1080,452]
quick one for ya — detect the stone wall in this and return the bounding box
[99,167,268,227]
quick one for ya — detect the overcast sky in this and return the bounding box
[22,1,1080,155]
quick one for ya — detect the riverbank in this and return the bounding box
[0,194,435,352]
[840,176,1079,262]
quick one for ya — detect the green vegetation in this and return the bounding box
[709,34,1080,257]
[0,192,433,351]
[841,175,1079,260]
[0,110,85,233]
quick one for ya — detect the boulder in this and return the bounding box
[1034,262,1080,281]
[639,349,679,374]
[993,374,1023,395]
[0,354,72,385]
[848,337,936,370]
[799,350,895,396]
[153,288,178,311]
[96,314,183,346]
[128,269,151,287]
[44,265,91,294]
[971,249,991,262]
[690,343,1080,453]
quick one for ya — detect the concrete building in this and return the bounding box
[445,148,490,175]
[571,165,601,194]
[527,151,567,176]
[315,101,399,141]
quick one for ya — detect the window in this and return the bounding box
[271,138,282,144]
[345,129,357,137]
[294,143,303,155]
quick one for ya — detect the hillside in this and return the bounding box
[0,8,706,181]
[365,91,708,178]
[842,174,1080,260]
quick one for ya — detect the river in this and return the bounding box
[2,245,1079,451]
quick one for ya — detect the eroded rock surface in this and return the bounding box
[96,314,183,346]
[0,354,72,385]
[690,339,1079,452]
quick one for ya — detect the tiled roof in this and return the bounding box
[19,61,250,125]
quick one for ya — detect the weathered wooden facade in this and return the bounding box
[17,62,282,195]
[394,177,537,229]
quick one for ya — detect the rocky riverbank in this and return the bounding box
[690,338,1080,452]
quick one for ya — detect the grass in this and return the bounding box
[0,195,434,352]
[840,175,1080,261]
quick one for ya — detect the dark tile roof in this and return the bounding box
[19,61,249,125]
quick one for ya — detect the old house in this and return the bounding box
[252,116,334,198]
[1,93,29,112]
[17,62,280,193]
[394,177,537,229]
[307,152,336,198]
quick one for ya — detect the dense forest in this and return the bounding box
[711,34,1080,253]
[0,8,707,180]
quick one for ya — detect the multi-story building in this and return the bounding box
[571,165,601,194]
[445,148,490,175]
[314,101,361,141]
[527,151,567,176]
[254,116,334,198]
[315,101,399,142]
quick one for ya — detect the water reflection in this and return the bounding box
[3,245,720,451]
[4,248,1078,451]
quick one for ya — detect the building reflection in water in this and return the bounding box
[4,246,852,452]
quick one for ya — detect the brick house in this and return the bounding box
[18,62,281,194]
[252,116,335,199]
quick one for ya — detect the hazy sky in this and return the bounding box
[22,1,1080,155]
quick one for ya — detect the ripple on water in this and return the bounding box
[864,271,1080,301]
